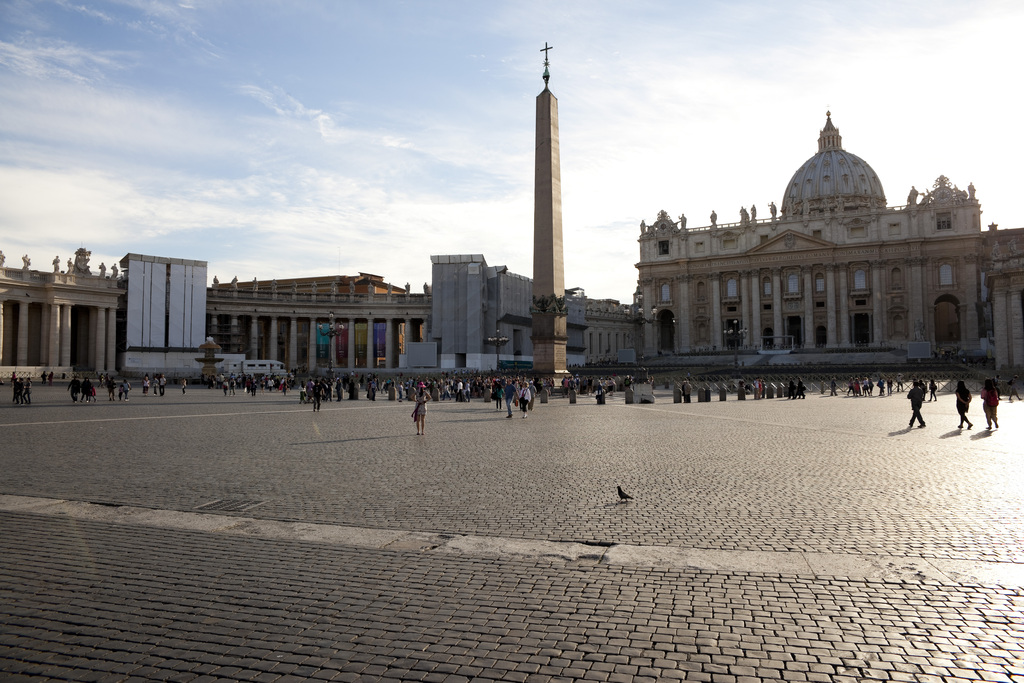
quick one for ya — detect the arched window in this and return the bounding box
[890,267,903,290]
[696,280,707,300]
[726,278,738,297]
[787,273,799,293]
[763,279,771,296]
[660,283,670,302]
[854,269,867,290]
[815,274,825,293]
[939,264,953,286]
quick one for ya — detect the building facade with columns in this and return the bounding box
[0,249,120,375]
[206,273,431,373]
[637,113,990,358]
[984,227,1024,370]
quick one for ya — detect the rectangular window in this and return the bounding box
[812,230,822,239]
[723,238,737,249]
[695,241,705,253]
[936,213,952,230]
[658,240,670,255]
[849,226,866,238]
[763,303,772,310]
[816,301,825,308]
[815,276,825,292]
[888,223,901,235]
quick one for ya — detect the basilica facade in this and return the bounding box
[636,113,992,358]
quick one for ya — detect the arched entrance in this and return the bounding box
[657,309,675,353]
[786,316,802,348]
[853,313,871,345]
[762,327,774,349]
[934,295,961,344]
[815,325,827,347]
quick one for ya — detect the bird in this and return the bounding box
[617,486,633,503]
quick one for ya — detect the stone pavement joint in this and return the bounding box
[4,494,1023,589]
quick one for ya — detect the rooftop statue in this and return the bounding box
[73,248,91,275]
[99,262,107,277]
[0,251,5,267]
[710,210,717,227]
[53,255,60,273]
[22,254,31,268]
[770,201,777,219]
[213,275,220,285]
[907,186,918,207]
[110,263,118,279]
[678,213,687,229]
[750,204,756,221]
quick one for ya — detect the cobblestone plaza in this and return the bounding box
[1,385,1022,681]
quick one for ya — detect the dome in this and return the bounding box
[780,113,886,216]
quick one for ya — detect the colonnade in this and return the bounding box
[208,312,426,372]
[0,299,116,372]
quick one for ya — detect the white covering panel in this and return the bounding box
[168,264,185,347]
[126,260,145,347]
[189,265,207,347]
[149,263,166,348]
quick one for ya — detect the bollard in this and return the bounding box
[719,387,727,401]
[540,388,549,404]
[625,387,635,404]
[737,386,746,400]
[569,388,577,404]
[430,387,439,402]
[766,385,775,399]
[673,385,682,403]
[388,386,396,401]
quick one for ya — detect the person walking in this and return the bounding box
[980,378,1000,430]
[412,385,430,435]
[907,380,926,428]
[503,379,516,418]
[954,380,973,430]
[928,379,938,402]
[1008,375,1021,403]
[518,381,532,418]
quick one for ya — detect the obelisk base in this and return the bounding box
[531,312,568,377]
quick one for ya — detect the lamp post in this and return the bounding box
[632,303,657,382]
[722,322,748,372]
[485,327,510,372]
[317,312,343,378]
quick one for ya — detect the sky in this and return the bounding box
[1,0,1022,303]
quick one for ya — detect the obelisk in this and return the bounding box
[530,43,568,376]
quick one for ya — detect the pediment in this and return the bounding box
[747,230,834,254]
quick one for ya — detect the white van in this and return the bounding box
[239,360,286,375]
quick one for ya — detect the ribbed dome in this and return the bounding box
[780,113,886,216]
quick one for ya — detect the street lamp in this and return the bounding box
[485,327,510,372]
[722,322,748,372]
[317,312,343,378]
[633,302,657,382]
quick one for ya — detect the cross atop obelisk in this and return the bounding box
[530,43,568,376]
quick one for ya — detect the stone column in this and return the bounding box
[910,257,925,341]
[16,301,29,366]
[711,276,722,349]
[48,304,60,366]
[61,303,72,366]
[106,307,116,373]
[803,267,814,347]
[677,276,691,352]
[991,283,1008,369]
[94,307,107,372]
[962,255,980,349]
[740,270,752,343]
[839,267,850,346]
[347,318,356,370]
[87,308,99,370]
[0,298,5,365]
[307,317,317,372]
[288,317,298,371]
[230,315,239,354]
[366,317,375,369]
[404,318,413,359]
[748,270,761,348]
[249,317,259,360]
[1010,288,1023,369]
[268,317,278,361]
[385,318,394,369]
[771,268,783,344]
[825,264,838,348]
[871,261,883,344]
